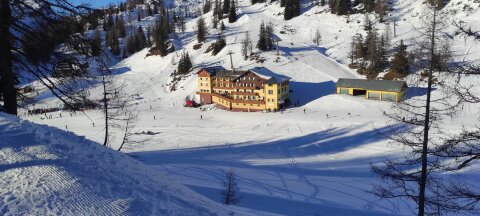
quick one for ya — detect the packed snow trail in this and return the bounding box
[0,113,238,216]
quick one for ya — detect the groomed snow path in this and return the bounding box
[0,113,234,216]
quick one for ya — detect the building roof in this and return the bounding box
[336,78,407,92]
[249,67,291,84]
[197,66,225,76]
[215,70,247,78]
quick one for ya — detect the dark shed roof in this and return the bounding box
[336,78,407,92]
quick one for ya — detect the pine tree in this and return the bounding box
[213,13,219,29]
[284,0,301,20]
[116,16,126,38]
[220,20,226,31]
[257,22,267,51]
[228,0,237,23]
[178,16,186,33]
[91,29,102,56]
[107,15,114,28]
[136,26,146,50]
[265,22,274,50]
[223,0,230,14]
[196,16,207,43]
[137,8,142,21]
[110,30,120,56]
[177,52,192,74]
[390,40,409,74]
[336,0,351,15]
[212,34,226,55]
[375,0,388,23]
[147,4,153,16]
[153,18,169,56]
[362,0,376,13]
[203,0,212,13]
[153,4,158,14]
[146,25,153,47]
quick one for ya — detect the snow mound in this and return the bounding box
[0,113,233,216]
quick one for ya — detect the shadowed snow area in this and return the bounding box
[0,113,236,216]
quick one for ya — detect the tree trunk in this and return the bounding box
[0,0,17,115]
[418,8,437,216]
[103,74,108,146]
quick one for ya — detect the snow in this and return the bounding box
[12,0,480,215]
[0,113,237,216]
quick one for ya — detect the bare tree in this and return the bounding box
[372,5,469,215]
[241,31,252,59]
[221,169,240,205]
[312,28,322,46]
[117,111,139,152]
[0,0,97,115]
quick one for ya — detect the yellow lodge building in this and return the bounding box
[197,66,291,112]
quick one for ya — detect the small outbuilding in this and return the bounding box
[336,78,407,102]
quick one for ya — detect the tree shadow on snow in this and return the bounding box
[289,81,336,106]
[188,185,400,216]
[403,86,432,100]
[130,123,411,215]
[131,123,409,175]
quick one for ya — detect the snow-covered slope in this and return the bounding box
[0,113,234,216]
[17,0,480,215]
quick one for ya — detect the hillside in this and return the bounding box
[0,113,236,215]
[15,0,480,215]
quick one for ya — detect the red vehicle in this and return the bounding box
[184,100,198,107]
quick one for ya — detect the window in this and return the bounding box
[200,78,202,80]
[253,77,255,80]
[268,90,273,95]
[200,83,203,86]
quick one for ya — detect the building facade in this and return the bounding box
[197,67,291,112]
[336,78,407,102]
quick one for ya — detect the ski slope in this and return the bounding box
[0,113,238,216]
[16,0,480,215]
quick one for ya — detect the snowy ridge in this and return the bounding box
[0,113,235,216]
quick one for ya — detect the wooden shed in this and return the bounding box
[336,78,407,102]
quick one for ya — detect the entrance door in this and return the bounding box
[339,88,349,94]
[381,93,397,101]
[368,92,381,100]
